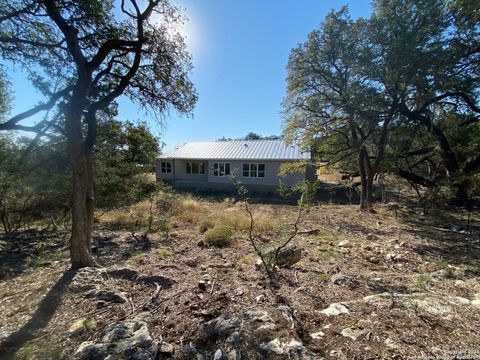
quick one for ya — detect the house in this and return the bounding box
[156,139,314,192]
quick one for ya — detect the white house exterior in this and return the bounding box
[156,140,314,192]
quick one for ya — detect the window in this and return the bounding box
[242,163,265,178]
[161,161,172,174]
[213,162,231,176]
[186,161,205,174]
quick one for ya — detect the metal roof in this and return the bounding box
[159,140,310,161]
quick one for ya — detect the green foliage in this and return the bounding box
[278,180,319,206]
[283,0,480,205]
[0,134,70,233]
[95,119,160,209]
[315,273,331,283]
[0,70,10,121]
[204,225,233,247]
[199,220,215,233]
[82,318,96,332]
[157,248,172,259]
[0,287,14,298]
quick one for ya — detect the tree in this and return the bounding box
[0,0,197,268]
[370,0,480,201]
[0,134,71,233]
[283,8,397,210]
[283,0,479,209]
[95,118,160,208]
[0,70,10,121]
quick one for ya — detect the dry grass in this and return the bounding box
[316,169,343,184]
[98,194,278,239]
[174,196,277,234]
[217,204,276,232]
[175,195,207,223]
[97,200,151,228]
[204,224,234,247]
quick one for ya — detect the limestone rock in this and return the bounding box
[260,338,284,354]
[214,348,223,360]
[331,273,359,288]
[74,314,158,359]
[276,247,302,268]
[385,253,404,262]
[310,331,325,339]
[341,327,363,341]
[226,349,239,360]
[321,303,350,316]
[86,288,128,303]
[259,338,304,355]
[68,318,93,337]
[68,319,86,337]
[74,342,106,360]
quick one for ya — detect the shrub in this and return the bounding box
[176,195,204,223]
[204,225,233,247]
[199,220,215,233]
[157,248,172,259]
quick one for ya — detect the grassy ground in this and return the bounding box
[0,190,479,359]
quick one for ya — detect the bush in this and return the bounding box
[199,220,215,233]
[176,195,204,223]
[204,225,233,247]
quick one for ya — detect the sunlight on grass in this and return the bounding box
[315,226,346,243]
[316,249,343,263]
[0,287,14,298]
[157,248,172,259]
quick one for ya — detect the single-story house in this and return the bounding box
[156,139,315,192]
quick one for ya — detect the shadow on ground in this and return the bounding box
[0,269,77,358]
[403,211,480,269]
[0,229,69,280]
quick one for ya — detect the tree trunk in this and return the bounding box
[66,110,96,269]
[358,146,374,211]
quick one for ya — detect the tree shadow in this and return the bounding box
[402,213,480,269]
[0,229,68,281]
[0,269,77,357]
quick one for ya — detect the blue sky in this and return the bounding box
[6,0,372,151]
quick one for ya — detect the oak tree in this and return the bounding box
[0,0,197,268]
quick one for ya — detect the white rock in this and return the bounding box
[341,327,362,340]
[68,319,87,337]
[446,296,470,305]
[321,303,350,316]
[285,339,304,352]
[260,338,304,355]
[385,338,399,349]
[260,338,284,354]
[214,349,223,360]
[363,292,392,307]
[337,240,350,247]
[310,331,325,339]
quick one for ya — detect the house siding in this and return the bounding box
[156,158,305,191]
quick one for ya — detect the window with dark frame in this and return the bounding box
[186,161,205,174]
[242,163,265,178]
[213,162,231,176]
[161,161,172,173]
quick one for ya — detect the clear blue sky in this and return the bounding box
[6,0,372,152]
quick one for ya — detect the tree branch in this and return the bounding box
[0,87,72,131]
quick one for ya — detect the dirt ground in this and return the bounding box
[0,195,479,359]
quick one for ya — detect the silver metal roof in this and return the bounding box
[159,140,310,161]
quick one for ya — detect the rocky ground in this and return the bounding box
[0,200,479,359]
